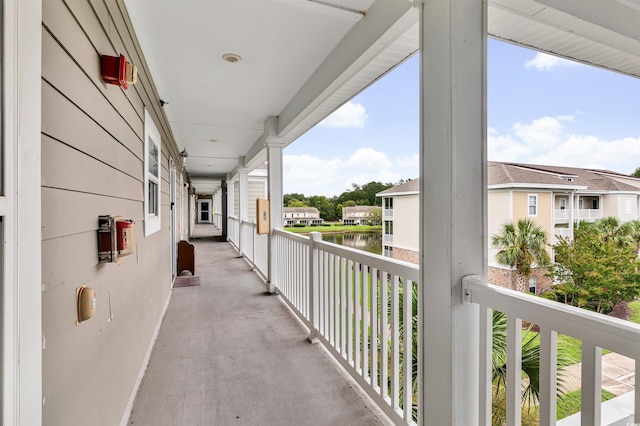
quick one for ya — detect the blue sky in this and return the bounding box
[283,39,640,197]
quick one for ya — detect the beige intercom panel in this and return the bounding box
[256,198,270,235]
[77,285,96,324]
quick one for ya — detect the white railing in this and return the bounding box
[254,232,268,279]
[554,209,569,220]
[555,209,604,222]
[383,234,393,245]
[213,212,223,228]
[241,220,254,260]
[575,208,603,221]
[239,220,268,280]
[383,208,393,218]
[552,228,571,240]
[273,229,419,425]
[464,276,640,425]
[228,216,240,249]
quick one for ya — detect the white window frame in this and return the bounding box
[528,194,538,216]
[529,276,537,294]
[144,108,162,236]
[559,198,566,210]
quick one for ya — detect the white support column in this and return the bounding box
[226,179,235,243]
[266,132,285,294]
[569,191,575,239]
[238,165,249,256]
[418,0,486,424]
[3,2,43,425]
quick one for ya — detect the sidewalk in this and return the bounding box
[562,352,635,395]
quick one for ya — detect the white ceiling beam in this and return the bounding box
[276,0,416,137]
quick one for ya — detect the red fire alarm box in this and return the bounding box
[101,54,137,89]
[116,219,134,251]
[97,215,135,264]
[101,54,129,89]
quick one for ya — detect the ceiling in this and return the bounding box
[123,0,640,194]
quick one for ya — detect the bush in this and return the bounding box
[293,223,306,228]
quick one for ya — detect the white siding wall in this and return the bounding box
[248,179,266,221]
[603,194,618,218]
[488,190,511,266]
[234,180,240,218]
[393,194,419,252]
[41,1,182,424]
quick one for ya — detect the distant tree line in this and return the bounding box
[284,180,409,221]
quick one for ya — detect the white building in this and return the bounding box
[283,207,324,227]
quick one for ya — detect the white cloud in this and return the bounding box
[284,147,413,197]
[488,114,640,174]
[319,101,368,128]
[513,115,573,150]
[395,153,419,168]
[345,147,392,169]
[524,52,577,71]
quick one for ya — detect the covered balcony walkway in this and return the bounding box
[127,224,390,426]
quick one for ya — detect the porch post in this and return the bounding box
[569,191,575,239]
[238,163,249,256]
[266,132,285,294]
[221,181,228,238]
[3,1,43,425]
[227,178,235,243]
[417,0,487,424]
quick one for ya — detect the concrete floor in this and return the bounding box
[128,224,391,426]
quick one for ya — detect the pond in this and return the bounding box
[321,232,382,256]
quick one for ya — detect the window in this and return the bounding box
[559,198,566,210]
[578,199,583,209]
[384,198,393,210]
[528,194,537,216]
[384,220,393,235]
[144,109,161,236]
[529,276,537,294]
[384,246,393,258]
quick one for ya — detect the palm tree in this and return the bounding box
[491,219,550,292]
[596,217,634,248]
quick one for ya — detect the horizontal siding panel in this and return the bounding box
[60,0,146,120]
[42,186,142,241]
[42,29,143,157]
[42,135,143,201]
[42,81,142,180]
[103,0,175,148]
[42,229,169,426]
[42,0,144,136]
[90,0,178,162]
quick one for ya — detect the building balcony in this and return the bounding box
[554,209,603,223]
[383,208,394,219]
[552,227,572,241]
[131,223,640,425]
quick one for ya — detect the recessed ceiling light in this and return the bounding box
[209,138,218,143]
[222,53,242,63]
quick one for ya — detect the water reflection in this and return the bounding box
[321,232,382,255]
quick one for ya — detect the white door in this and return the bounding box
[198,200,211,223]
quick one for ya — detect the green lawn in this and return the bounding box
[555,389,616,420]
[285,224,381,233]
[628,300,640,323]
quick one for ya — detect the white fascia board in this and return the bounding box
[277,0,415,137]
[599,190,640,195]
[375,190,420,197]
[489,183,587,190]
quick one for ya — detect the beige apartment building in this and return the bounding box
[378,163,640,293]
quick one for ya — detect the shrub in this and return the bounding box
[293,223,306,228]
